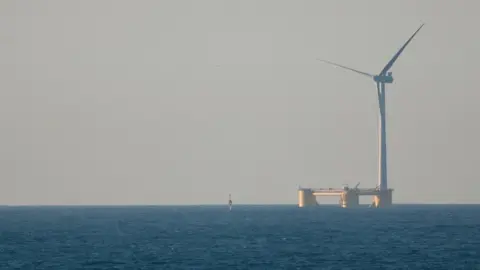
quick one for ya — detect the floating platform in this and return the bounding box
[298,186,393,208]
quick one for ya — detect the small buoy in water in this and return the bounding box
[228,194,232,211]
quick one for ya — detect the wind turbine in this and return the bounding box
[320,24,424,194]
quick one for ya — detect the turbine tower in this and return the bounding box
[321,24,424,204]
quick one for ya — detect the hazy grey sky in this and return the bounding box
[1,0,479,205]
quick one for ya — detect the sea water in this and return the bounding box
[0,205,479,269]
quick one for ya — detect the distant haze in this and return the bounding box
[1,1,479,205]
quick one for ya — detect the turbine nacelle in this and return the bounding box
[374,72,394,84]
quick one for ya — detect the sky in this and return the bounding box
[1,0,479,205]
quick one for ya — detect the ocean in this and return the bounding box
[0,205,479,269]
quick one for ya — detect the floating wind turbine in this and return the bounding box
[320,24,424,192]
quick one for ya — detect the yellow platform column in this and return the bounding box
[373,189,393,208]
[298,189,317,207]
[340,190,360,208]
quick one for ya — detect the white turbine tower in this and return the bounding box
[321,24,424,203]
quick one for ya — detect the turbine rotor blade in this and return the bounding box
[379,23,425,75]
[318,59,374,78]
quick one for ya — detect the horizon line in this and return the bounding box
[2,203,480,207]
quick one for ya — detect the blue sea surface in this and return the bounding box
[0,205,479,269]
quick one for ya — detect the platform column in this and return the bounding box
[340,190,360,208]
[298,189,317,207]
[373,189,393,208]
